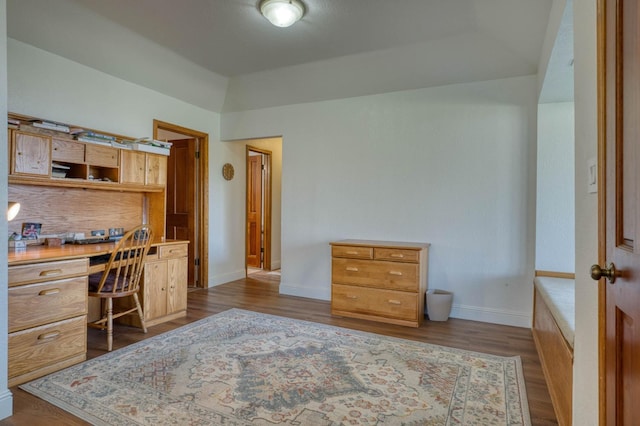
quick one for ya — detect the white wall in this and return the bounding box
[0,1,12,420]
[536,102,575,272]
[6,39,243,288]
[572,0,599,422]
[222,75,538,327]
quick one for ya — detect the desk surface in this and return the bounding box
[8,239,187,266]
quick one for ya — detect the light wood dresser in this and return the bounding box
[8,258,89,387]
[330,240,430,327]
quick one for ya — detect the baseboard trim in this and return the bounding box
[449,304,532,328]
[0,388,13,421]
[209,269,246,287]
[279,284,330,301]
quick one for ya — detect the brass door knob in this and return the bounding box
[590,262,617,283]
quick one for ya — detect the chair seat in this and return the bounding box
[88,271,129,293]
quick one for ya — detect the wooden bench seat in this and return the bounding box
[532,276,574,426]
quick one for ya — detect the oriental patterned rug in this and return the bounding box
[21,309,531,425]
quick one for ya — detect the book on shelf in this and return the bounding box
[76,136,113,146]
[79,131,116,141]
[130,142,171,156]
[111,140,132,149]
[31,121,70,133]
[51,162,71,170]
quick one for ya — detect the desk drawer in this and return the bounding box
[9,277,88,333]
[159,243,188,259]
[52,138,85,163]
[332,245,373,259]
[85,144,119,168]
[332,284,418,321]
[9,316,87,379]
[374,248,419,263]
[332,258,419,291]
[9,259,88,287]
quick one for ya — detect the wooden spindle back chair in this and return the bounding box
[87,225,153,351]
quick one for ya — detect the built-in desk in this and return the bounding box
[7,239,189,387]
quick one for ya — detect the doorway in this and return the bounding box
[154,120,209,288]
[246,146,272,275]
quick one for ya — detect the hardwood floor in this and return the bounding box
[1,276,558,425]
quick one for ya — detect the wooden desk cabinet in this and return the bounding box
[330,240,429,327]
[7,258,88,387]
[116,241,188,328]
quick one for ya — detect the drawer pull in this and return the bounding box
[37,331,61,341]
[391,254,405,258]
[387,299,402,305]
[39,269,63,277]
[38,288,61,296]
[346,295,358,300]
[346,267,359,272]
[389,271,403,276]
[346,251,359,255]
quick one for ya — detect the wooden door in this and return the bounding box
[246,154,263,268]
[166,139,197,286]
[600,0,640,423]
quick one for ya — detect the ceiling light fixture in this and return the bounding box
[259,0,305,28]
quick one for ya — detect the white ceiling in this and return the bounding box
[7,0,569,113]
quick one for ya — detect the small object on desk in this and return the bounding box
[9,240,27,251]
[21,222,42,240]
[45,238,62,247]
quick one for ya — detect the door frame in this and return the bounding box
[153,119,209,288]
[597,0,606,420]
[246,145,272,272]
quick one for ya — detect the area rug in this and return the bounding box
[21,309,531,425]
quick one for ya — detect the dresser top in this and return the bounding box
[330,239,430,250]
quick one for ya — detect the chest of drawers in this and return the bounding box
[330,240,429,327]
[8,258,88,387]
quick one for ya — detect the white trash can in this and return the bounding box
[426,289,453,321]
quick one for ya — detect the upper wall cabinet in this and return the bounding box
[7,116,170,193]
[121,151,167,187]
[11,131,51,177]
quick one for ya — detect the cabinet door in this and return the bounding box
[146,154,167,186]
[11,131,51,177]
[120,150,146,185]
[167,256,187,314]
[143,260,167,321]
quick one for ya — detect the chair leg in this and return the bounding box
[106,298,113,352]
[133,292,148,333]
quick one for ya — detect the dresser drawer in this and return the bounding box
[332,284,418,321]
[374,248,419,263]
[159,243,188,259]
[9,316,87,379]
[9,259,88,287]
[9,277,88,333]
[332,245,373,259]
[332,258,419,291]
